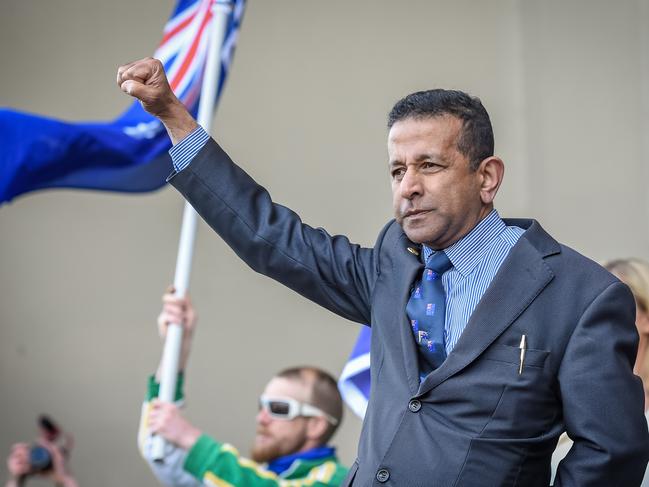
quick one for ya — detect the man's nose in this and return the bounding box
[256,408,271,425]
[399,168,422,200]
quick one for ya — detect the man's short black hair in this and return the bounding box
[387,89,494,170]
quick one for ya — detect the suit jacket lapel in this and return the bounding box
[418,233,556,395]
[396,234,425,395]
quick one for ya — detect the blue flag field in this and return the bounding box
[0,0,245,205]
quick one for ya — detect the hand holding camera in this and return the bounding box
[5,416,77,487]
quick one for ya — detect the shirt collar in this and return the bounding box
[266,445,336,475]
[423,209,506,277]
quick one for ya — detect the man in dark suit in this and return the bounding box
[118,58,649,486]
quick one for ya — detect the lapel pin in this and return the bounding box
[407,247,420,256]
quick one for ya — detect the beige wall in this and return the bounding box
[1,1,648,485]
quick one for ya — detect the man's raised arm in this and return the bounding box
[115,58,377,326]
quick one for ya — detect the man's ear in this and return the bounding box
[476,156,504,205]
[306,416,329,441]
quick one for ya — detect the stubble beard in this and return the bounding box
[250,439,283,463]
[250,430,307,464]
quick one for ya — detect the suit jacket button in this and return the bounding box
[408,399,422,412]
[376,468,390,483]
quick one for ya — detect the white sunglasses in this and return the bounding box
[259,395,338,425]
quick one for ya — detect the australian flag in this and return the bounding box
[338,326,371,418]
[0,0,245,205]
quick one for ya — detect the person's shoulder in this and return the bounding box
[290,457,349,486]
[513,217,619,292]
[379,219,400,237]
[313,458,349,486]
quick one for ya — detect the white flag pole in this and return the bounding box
[152,0,233,462]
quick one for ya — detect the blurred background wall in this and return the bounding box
[1,0,648,485]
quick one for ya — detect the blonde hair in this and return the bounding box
[603,258,649,312]
[603,258,649,398]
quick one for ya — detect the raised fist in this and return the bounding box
[117,57,198,144]
[117,57,178,118]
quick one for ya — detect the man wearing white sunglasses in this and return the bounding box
[138,288,348,486]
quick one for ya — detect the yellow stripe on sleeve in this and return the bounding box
[137,401,153,457]
[220,443,240,456]
[204,472,236,487]
[239,457,280,480]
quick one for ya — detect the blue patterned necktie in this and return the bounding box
[406,251,453,375]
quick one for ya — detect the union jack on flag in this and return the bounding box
[0,0,246,204]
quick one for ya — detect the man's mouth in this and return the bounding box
[403,208,431,218]
[255,432,271,444]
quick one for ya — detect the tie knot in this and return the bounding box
[425,251,452,273]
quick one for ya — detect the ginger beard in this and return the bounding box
[250,420,309,463]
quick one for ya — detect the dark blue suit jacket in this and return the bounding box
[169,139,649,486]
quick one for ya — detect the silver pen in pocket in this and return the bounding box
[518,335,527,374]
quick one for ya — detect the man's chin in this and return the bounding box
[400,219,449,249]
[402,226,434,246]
[250,438,280,463]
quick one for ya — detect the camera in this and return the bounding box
[28,445,52,472]
[28,415,60,472]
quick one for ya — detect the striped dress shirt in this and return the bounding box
[169,126,210,172]
[422,210,523,354]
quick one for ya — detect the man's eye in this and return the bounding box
[391,168,405,179]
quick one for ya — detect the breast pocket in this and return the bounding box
[479,344,556,439]
[481,343,549,369]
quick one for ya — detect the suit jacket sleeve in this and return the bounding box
[554,281,649,486]
[167,138,381,325]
